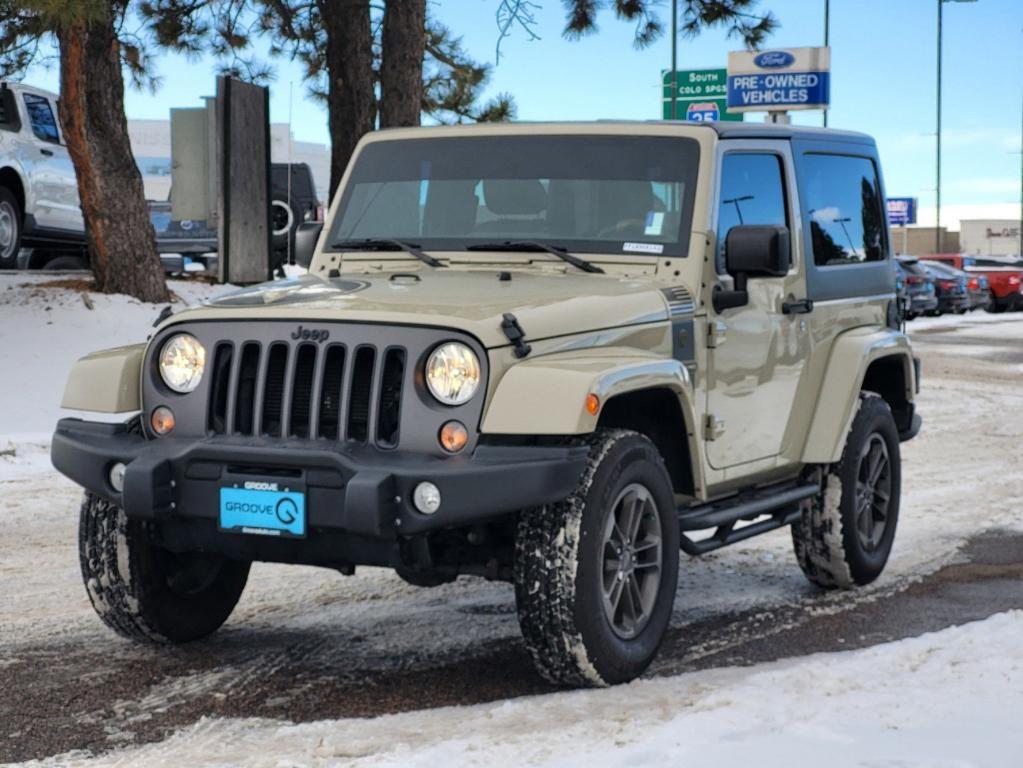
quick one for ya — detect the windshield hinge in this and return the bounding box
[704,414,726,441]
[706,320,727,349]
[501,313,532,359]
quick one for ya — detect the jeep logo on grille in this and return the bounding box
[291,325,330,342]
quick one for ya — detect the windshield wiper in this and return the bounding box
[330,238,444,268]
[465,241,604,274]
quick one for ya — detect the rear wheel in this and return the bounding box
[514,430,679,686]
[0,186,22,269]
[792,393,901,589]
[43,254,87,270]
[79,491,250,642]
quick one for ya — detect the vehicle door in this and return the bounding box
[705,141,812,469]
[792,141,898,440]
[21,91,82,232]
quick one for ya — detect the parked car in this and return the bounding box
[919,262,970,315]
[919,254,1023,313]
[270,162,322,274]
[54,121,921,687]
[923,259,991,311]
[148,200,218,275]
[150,162,321,277]
[0,82,87,269]
[896,257,939,319]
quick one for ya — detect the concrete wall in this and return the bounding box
[959,219,1022,258]
[128,119,330,204]
[889,226,960,256]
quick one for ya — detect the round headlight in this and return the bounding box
[425,342,480,405]
[159,333,206,393]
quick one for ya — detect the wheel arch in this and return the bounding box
[596,388,696,496]
[802,328,916,464]
[0,164,26,214]
[481,349,705,497]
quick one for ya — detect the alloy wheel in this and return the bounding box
[601,482,663,639]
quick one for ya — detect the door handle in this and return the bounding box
[782,298,814,315]
[40,148,53,157]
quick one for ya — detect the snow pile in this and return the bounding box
[24,611,1022,768]
[0,274,234,443]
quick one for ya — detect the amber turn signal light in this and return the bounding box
[585,393,600,416]
[439,420,468,453]
[151,406,176,435]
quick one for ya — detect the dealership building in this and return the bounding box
[958,219,1022,258]
[127,119,330,204]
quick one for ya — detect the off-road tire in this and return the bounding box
[792,393,901,589]
[79,491,250,643]
[514,429,679,687]
[0,186,22,269]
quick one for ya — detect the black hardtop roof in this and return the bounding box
[679,120,875,144]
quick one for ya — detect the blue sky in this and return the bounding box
[21,0,1023,223]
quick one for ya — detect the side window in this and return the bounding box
[0,88,21,133]
[802,153,886,266]
[716,153,787,272]
[22,93,60,144]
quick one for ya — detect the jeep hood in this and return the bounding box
[168,271,674,348]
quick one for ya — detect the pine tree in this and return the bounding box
[0,0,170,302]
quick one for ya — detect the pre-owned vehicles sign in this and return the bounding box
[726,47,830,113]
[887,197,917,226]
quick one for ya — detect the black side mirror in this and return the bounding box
[713,225,791,313]
[294,221,323,268]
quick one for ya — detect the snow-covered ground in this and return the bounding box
[2,273,1022,766]
[19,611,1023,768]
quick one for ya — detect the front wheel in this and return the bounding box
[79,492,250,643]
[0,186,22,269]
[792,393,901,589]
[514,430,679,687]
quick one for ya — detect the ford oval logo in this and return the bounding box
[754,51,795,68]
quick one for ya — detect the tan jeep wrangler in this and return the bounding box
[53,121,920,687]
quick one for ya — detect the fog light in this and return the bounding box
[109,462,126,493]
[151,406,176,435]
[413,482,441,515]
[439,420,468,453]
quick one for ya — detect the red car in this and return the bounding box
[919,254,1023,312]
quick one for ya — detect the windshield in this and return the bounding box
[328,135,700,258]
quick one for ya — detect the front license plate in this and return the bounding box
[219,486,306,538]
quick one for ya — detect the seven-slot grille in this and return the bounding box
[206,339,406,447]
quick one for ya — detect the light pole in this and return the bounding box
[724,195,753,224]
[670,0,678,120]
[936,0,979,254]
[823,0,830,127]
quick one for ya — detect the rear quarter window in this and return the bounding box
[801,153,887,267]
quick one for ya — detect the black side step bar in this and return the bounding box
[677,481,820,556]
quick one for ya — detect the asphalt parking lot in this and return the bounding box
[2,311,1022,764]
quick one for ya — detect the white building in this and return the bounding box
[959,219,1022,258]
[128,119,330,204]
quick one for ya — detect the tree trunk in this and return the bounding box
[380,0,426,128]
[57,8,169,303]
[322,0,376,197]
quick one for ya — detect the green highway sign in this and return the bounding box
[662,68,742,122]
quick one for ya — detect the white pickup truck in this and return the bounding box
[0,82,86,269]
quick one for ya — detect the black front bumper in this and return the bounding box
[52,418,588,541]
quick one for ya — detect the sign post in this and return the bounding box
[662,68,742,122]
[726,47,830,118]
[887,197,917,255]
